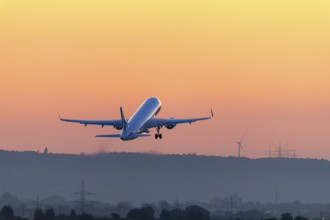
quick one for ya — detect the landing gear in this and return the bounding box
[155,127,163,139]
[155,134,163,139]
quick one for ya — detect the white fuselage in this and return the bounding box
[60,96,212,141]
[120,97,161,140]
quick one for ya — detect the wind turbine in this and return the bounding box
[236,130,248,158]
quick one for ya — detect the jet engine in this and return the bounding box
[114,125,123,130]
[165,124,176,129]
[165,118,176,129]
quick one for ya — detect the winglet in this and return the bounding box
[58,112,62,120]
[211,109,214,117]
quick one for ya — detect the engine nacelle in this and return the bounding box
[114,125,123,130]
[165,117,176,129]
[165,124,176,129]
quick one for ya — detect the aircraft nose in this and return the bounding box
[120,132,128,140]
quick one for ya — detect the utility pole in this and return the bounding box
[230,196,233,215]
[22,204,25,218]
[81,180,85,214]
[72,180,94,214]
[264,145,273,158]
[37,196,40,209]
[278,142,283,158]
[275,186,278,205]
[273,142,287,158]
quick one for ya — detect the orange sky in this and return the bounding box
[0,1,329,158]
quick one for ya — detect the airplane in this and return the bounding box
[59,96,213,141]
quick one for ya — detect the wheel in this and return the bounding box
[155,134,158,139]
[159,134,162,139]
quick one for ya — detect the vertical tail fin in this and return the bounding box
[120,106,127,132]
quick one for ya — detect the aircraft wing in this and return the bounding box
[147,110,213,128]
[59,113,122,128]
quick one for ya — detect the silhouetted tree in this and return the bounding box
[294,216,308,220]
[44,208,55,220]
[70,209,76,219]
[1,205,14,219]
[169,209,185,220]
[127,206,155,220]
[111,213,120,219]
[281,213,293,220]
[77,213,94,220]
[185,205,210,220]
[34,209,44,220]
[244,210,262,220]
[265,218,278,220]
[173,200,181,210]
[56,213,71,220]
[160,209,171,220]
[116,202,133,217]
[158,201,171,212]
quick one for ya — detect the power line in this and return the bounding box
[267,142,298,158]
[72,180,94,214]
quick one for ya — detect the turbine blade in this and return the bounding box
[240,145,246,154]
[240,129,248,143]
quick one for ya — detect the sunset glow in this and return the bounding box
[0,1,329,158]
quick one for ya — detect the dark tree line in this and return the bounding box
[0,205,25,220]
[159,205,210,220]
[0,204,309,220]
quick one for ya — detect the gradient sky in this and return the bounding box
[0,1,329,158]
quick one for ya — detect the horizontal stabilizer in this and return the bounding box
[133,134,151,137]
[95,133,151,139]
[95,134,121,138]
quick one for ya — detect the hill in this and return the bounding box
[0,150,329,203]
